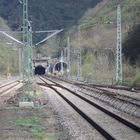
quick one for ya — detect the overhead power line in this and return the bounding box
[35,29,63,46]
[0,31,24,45]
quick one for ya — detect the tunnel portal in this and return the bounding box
[35,65,46,75]
[54,62,67,71]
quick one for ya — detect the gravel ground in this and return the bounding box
[41,85,105,140]
[41,78,140,139]
[77,89,140,126]
[0,79,60,140]
[0,76,21,86]
[51,85,140,140]
[54,79,140,123]
[74,86,140,120]
[0,107,58,140]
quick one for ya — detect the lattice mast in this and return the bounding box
[67,36,71,78]
[77,26,82,78]
[116,4,122,85]
[29,23,33,77]
[61,50,64,73]
[22,0,31,82]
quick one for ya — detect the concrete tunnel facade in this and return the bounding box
[34,62,68,75]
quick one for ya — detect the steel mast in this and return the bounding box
[67,36,71,78]
[22,0,32,83]
[77,26,82,79]
[116,4,122,85]
[61,50,64,74]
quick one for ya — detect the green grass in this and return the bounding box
[0,17,19,76]
[16,117,41,127]
[122,64,140,87]
[132,77,140,87]
[16,117,47,139]
[131,68,140,87]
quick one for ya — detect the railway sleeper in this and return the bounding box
[83,89,140,118]
[129,107,137,115]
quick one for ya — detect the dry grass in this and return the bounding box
[69,0,140,86]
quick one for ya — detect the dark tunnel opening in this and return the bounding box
[35,65,46,75]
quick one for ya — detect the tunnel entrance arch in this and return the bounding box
[34,65,46,75]
[53,62,67,72]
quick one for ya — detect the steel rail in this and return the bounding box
[48,76,140,107]
[42,76,140,133]
[39,77,115,140]
[0,82,20,95]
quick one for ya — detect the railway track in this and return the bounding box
[75,83,140,104]
[0,79,22,103]
[73,84,140,117]
[38,76,140,140]
[48,76,140,92]
[48,76,140,117]
[77,82,140,92]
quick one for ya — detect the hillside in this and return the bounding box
[0,17,19,76]
[0,0,102,75]
[0,0,102,42]
[0,0,140,85]
[69,0,140,85]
